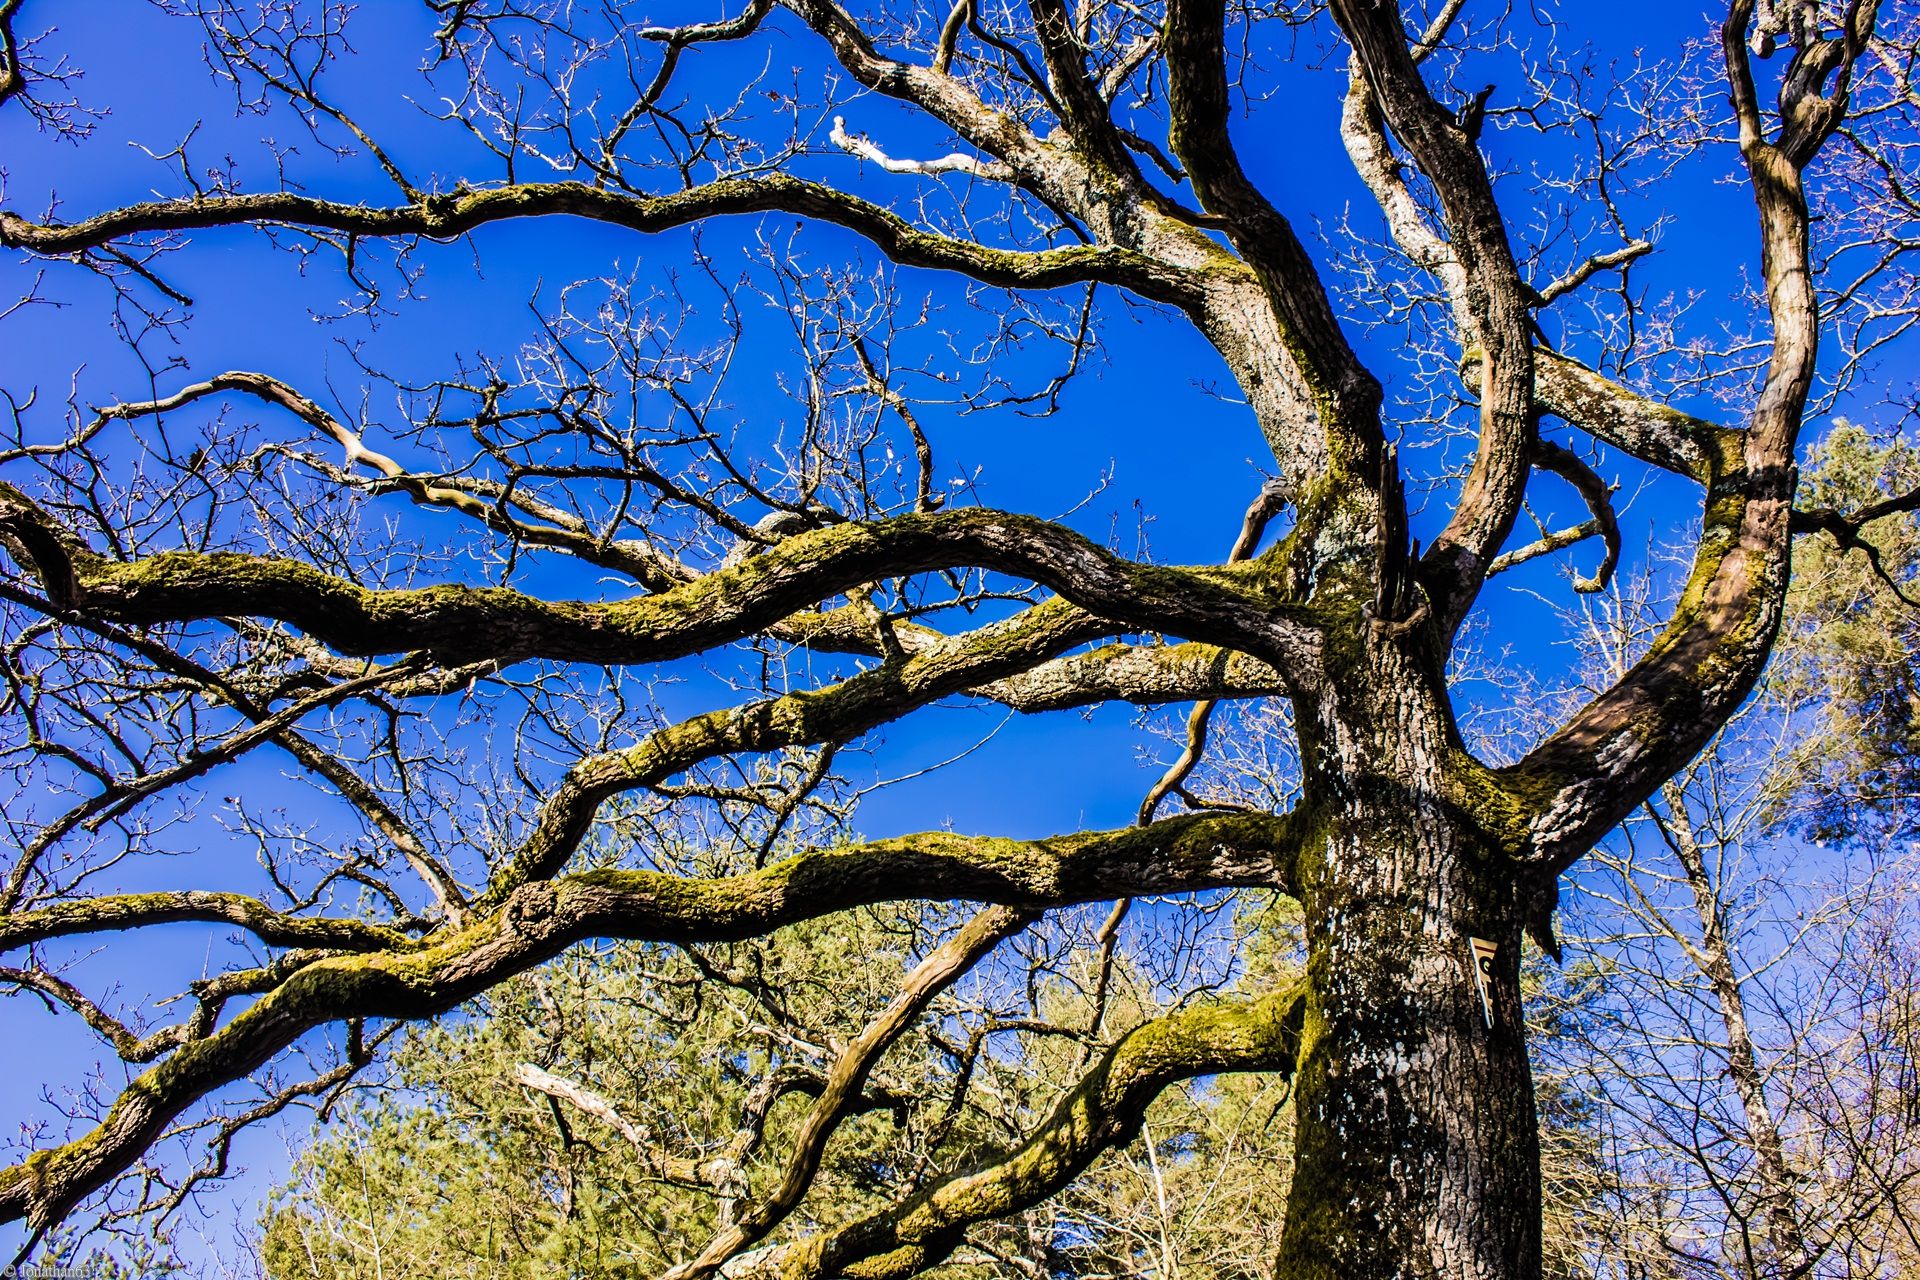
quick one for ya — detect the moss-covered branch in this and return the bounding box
[1508,4,1859,869]
[483,597,1142,897]
[69,373,1312,715]
[471,586,1292,903]
[0,809,1304,1232]
[0,481,1309,672]
[1526,350,1734,483]
[1163,0,1382,452]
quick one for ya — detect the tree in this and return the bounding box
[0,0,1914,1275]
[1533,426,1920,1280]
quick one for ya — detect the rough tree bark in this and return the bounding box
[0,0,1905,1275]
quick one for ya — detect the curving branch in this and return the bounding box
[0,176,1204,309]
[1526,350,1730,482]
[771,979,1310,1280]
[668,904,1036,1278]
[1510,0,1882,870]
[67,371,1305,711]
[1163,0,1382,445]
[1330,0,1537,628]
[1486,520,1601,580]
[0,892,417,956]
[0,965,187,1063]
[1521,440,1622,594]
[1792,481,1920,543]
[1791,483,1920,607]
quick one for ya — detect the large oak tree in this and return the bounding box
[1,0,1915,1275]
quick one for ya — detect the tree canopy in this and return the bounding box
[1,0,1917,1275]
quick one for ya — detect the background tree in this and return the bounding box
[1529,427,1920,1280]
[1,1,1917,1277]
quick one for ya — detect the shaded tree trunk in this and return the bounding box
[1279,643,1543,1279]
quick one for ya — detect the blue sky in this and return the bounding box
[1,0,1906,1266]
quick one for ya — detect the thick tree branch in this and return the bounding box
[1024,0,1143,184]
[981,639,1286,713]
[1330,0,1536,628]
[1511,0,1882,869]
[0,809,1302,1232]
[0,893,416,956]
[1526,350,1729,482]
[0,0,25,112]
[1163,0,1383,449]
[0,482,1312,672]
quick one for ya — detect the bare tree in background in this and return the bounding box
[1,0,1917,1275]
[1565,779,1920,1280]
[1529,429,1920,1280]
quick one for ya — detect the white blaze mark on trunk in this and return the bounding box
[1469,936,1499,1028]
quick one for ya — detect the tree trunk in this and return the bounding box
[1661,787,1807,1277]
[1277,642,1543,1279]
